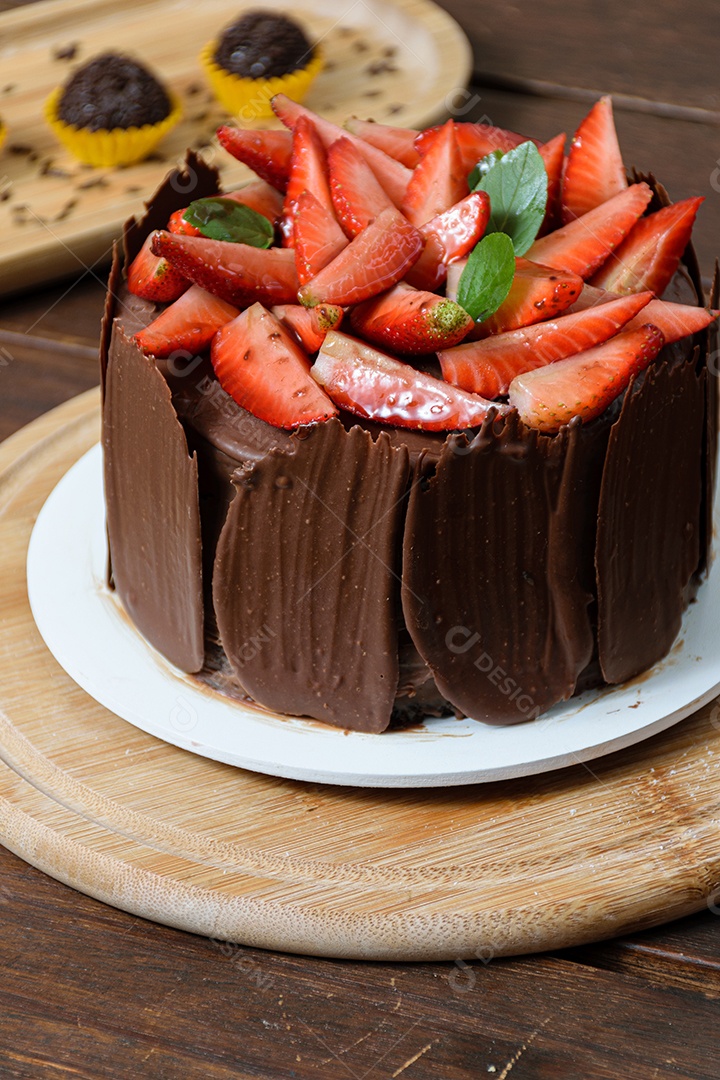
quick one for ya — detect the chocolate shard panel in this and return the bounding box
[402,413,600,725]
[596,358,705,684]
[99,242,122,401]
[213,419,410,732]
[699,261,719,578]
[104,326,204,673]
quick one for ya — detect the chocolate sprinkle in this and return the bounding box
[40,159,72,178]
[77,175,110,189]
[53,42,79,61]
[365,60,399,76]
[55,198,77,221]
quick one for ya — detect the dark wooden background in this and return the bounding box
[1,1,720,1077]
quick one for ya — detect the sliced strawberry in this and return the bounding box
[439,291,652,397]
[150,231,298,307]
[282,115,336,246]
[538,132,566,235]
[472,257,584,338]
[272,303,344,353]
[401,120,468,227]
[344,117,420,168]
[271,94,411,207]
[527,182,653,279]
[625,300,719,340]
[561,97,627,224]
[405,191,490,292]
[421,192,490,260]
[293,190,349,285]
[328,137,394,237]
[168,208,201,236]
[350,282,474,355]
[211,303,337,429]
[415,120,534,175]
[216,126,292,192]
[590,196,703,295]
[445,257,467,303]
[312,331,508,431]
[223,180,284,224]
[568,286,720,343]
[405,233,452,294]
[565,283,614,312]
[298,207,423,308]
[285,117,331,207]
[134,285,239,358]
[127,234,189,302]
[509,324,664,432]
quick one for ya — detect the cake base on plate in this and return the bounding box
[28,445,720,787]
[3,391,720,959]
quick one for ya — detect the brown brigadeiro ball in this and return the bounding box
[214,11,314,79]
[57,53,171,131]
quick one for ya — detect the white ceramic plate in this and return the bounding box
[27,444,720,788]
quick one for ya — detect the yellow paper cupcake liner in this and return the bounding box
[0,122,6,155]
[44,87,182,168]
[199,40,323,122]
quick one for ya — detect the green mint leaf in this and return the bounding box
[468,150,504,191]
[183,197,274,247]
[474,141,547,256]
[456,232,515,323]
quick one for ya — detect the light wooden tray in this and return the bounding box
[2,390,720,960]
[0,0,471,296]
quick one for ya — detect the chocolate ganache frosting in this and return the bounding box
[102,153,717,732]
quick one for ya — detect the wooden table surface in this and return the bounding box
[2,1,720,1077]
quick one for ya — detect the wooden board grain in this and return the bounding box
[0,0,471,296]
[2,390,720,961]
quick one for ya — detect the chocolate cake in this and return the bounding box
[102,132,717,733]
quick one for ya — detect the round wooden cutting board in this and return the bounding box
[2,389,720,961]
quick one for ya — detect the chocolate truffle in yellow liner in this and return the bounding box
[45,52,181,167]
[200,10,323,120]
